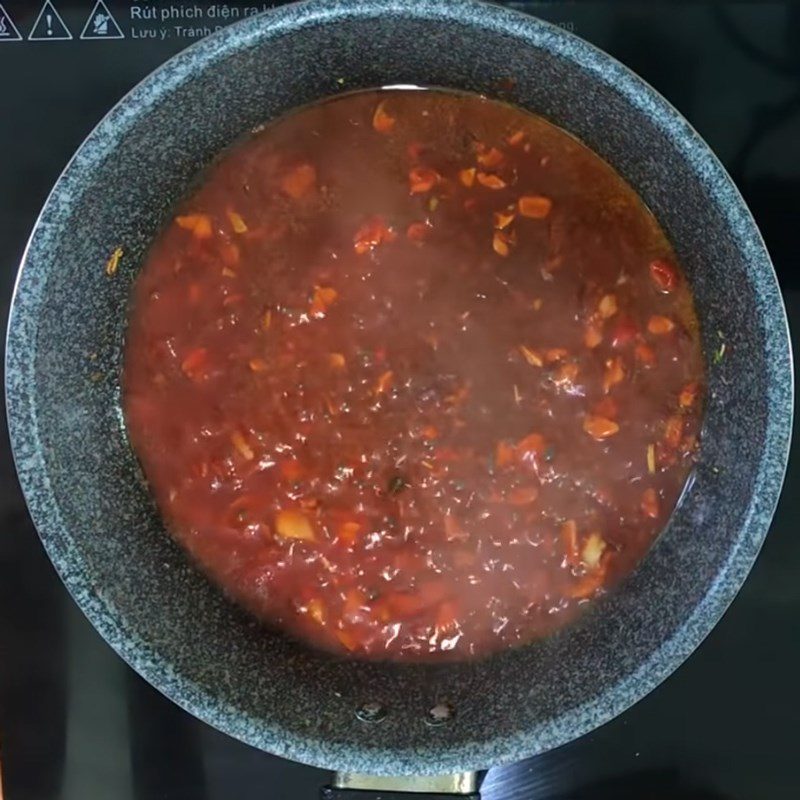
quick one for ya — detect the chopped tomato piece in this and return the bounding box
[353,216,396,254]
[495,440,516,468]
[280,163,316,199]
[181,347,208,380]
[338,520,361,545]
[649,259,678,293]
[635,342,656,367]
[406,221,430,241]
[679,381,699,409]
[310,285,338,318]
[508,486,539,506]
[493,230,513,256]
[493,209,516,230]
[611,316,638,348]
[409,166,439,194]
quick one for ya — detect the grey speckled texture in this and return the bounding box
[5,0,793,777]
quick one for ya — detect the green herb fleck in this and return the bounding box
[544,445,556,462]
[387,474,408,496]
[713,341,726,364]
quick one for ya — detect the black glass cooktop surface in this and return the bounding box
[1,2,798,798]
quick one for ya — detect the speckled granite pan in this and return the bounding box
[5,0,793,778]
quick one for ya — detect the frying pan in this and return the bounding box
[5,0,793,797]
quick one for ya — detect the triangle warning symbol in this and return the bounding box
[81,0,124,40]
[0,4,22,42]
[28,0,73,40]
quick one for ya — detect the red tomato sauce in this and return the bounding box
[123,89,705,661]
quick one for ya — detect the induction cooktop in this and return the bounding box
[1,2,798,799]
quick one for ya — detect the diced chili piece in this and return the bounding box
[329,352,346,369]
[635,342,656,367]
[476,172,507,189]
[493,209,516,230]
[506,129,525,146]
[518,195,553,219]
[647,315,675,335]
[227,210,248,234]
[477,147,504,168]
[583,415,620,440]
[459,167,476,187]
[249,358,268,372]
[493,230,513,256]
[516,432,546,465]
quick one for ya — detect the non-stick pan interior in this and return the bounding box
[6,0,792,775]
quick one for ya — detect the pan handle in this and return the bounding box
[320,772,480,799]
